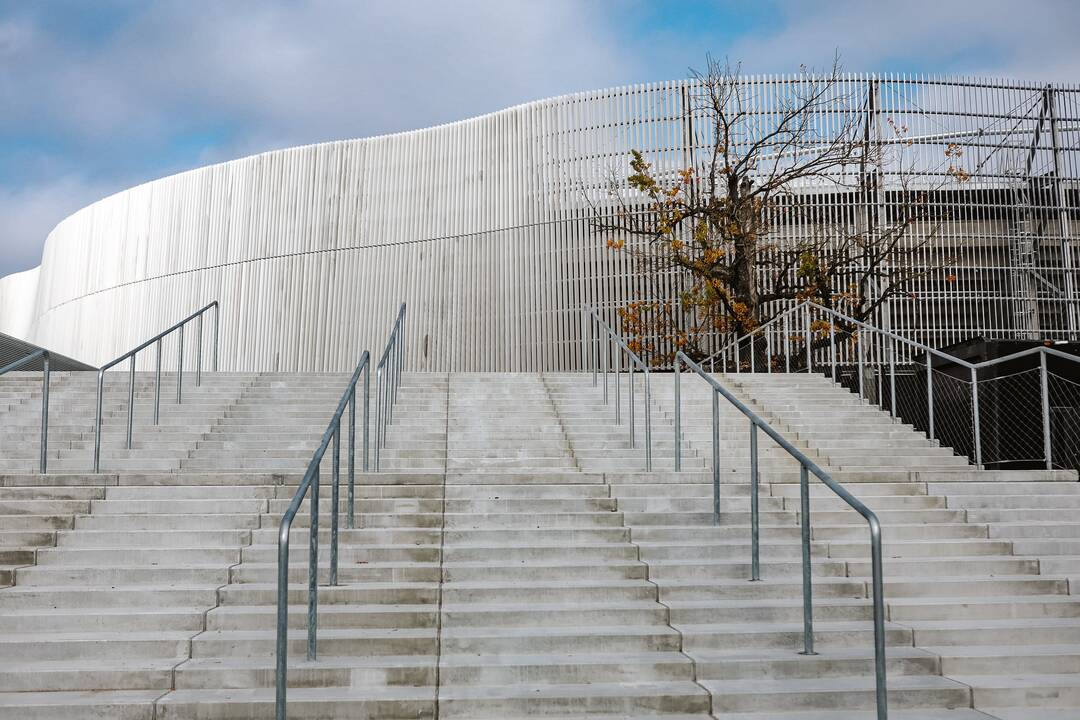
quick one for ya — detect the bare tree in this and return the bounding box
[589,57,973,366]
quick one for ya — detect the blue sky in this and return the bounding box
[2,0,1077,277]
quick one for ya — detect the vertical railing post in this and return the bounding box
[275,520,291,720]
[374,369,383,471]
[330,426,340,587]
[615,349,621,425]
[784,313,791,373]
[213,302,220,372]
[602,336,609,404]
[39,353,49,474]
[927,352,935,441]
[829,321,836,383]
[93,370,104,473]
[750,333,756,373]
[177,325,184,405]
[196,314,203,387]
[307,467,319,661]
[869,516,888,720]
[804,304,812,372]
[712,390,720,526]
[971,366,982,468]
[126,355,136,449]
[674,358,682,472]
[628,363,635,448]
[736,339,742,374]
[644,370,652,471]
[888,336,897,417]
[798,463,816,655]
[348,389,356,529]
[1041,351,1053,470]
[154,339,162,425]
[857,332,865,400]
[363,363,370,472]
[749,421,760,581]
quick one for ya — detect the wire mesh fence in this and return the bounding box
[977,368,1046,467]
[1048,372,1080,473]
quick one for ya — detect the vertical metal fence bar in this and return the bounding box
[602,336,609,404]
[927,353,935,441]
[307,467,319,661]
[750,422,760,582]
[784,313,791,373]
[154,339,162,425]
[674,361,682,472]
[330,426,340,587]
[348,390,356,529]
[798,463,816,655]
[213,302,220,372]
[644,371,652,472]
[869,514,888,720]
[888,336,896,417]
[857,332,865,400]
[39,354,49,474]
[177,325,184,405]
[971,367,982,467]
[829,322,836,382]
[196,314,203,387]
[93,370,104,473]
[615,348,621,424]
[275,519,290,719]
[126,355,136,449]
[629,363,635,448]
[804,305,812,372]
[363,364,370,472]
[1041,351,1052,469]
[712,390,720,526]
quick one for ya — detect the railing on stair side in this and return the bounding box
[275,347,372,719]
[92,301,220,473]
[582,304,653,471]
[703,299,1080,472]
[373,302,406,471]
[675,351,888,720]
[0,349,52,473]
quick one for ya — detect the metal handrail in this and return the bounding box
[93,301,220,472]
[582,305,653,470]
[675,351,888,720]
[704,299,1080,468]
[275,349,371,720]
[0,349,51,473]
[373,303,406,472]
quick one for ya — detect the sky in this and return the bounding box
[2,0,1078,278]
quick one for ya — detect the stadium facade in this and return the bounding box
[1,74,1077,371]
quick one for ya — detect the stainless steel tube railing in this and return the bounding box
[0,349,51,473]
[582,305,653,471]
[373,303,406,472]
[674,351,888,720]
[275,349,371,720]
[92,301,220,472]
[703,300,1080,470]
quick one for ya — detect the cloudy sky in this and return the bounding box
[2,0,1078,277]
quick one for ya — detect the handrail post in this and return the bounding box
[712,389,720,526]
[628,362,635,448]
[1041,351,1052,469]
[888,336,896,417]
[750,333,756,373]
[674,360,682,472]
[615,348,621,425]
[363,363,370,472]
[307,467,319,661]
[971,367,982,467]
[869,515,888,720]
[127,355,136,449]
[374,369,383,471]
[177,325,184,405]
[602,334,609,404]
[784,313,791,373]
[331,425,340,587]
[154,339,162,425]
[93,370,104,473]
[804,304,812,372]
[927,353,935,441]
[275,517,291,720]
[736,339,741,373]
[348,390,356,529]
[750,421,760,581]
[213,302,220,372]
[829,321,836,383]
[40,353,50,474]
[196,314,203,387]
[857,332,865,400]
[798,463,816,655]
[644,370,652,472]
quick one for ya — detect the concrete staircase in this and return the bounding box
[0,369,1079,718]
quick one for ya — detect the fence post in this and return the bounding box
[331,426,340,586]
[804,305,812,372]
[154,339,162,425]
[971,366,982,468]
[308,467,319,660]
[127,355,136,449]
[784,313,791,373]
[749,422,760,581]
[798,463,816,656]
[674,360,682,472]
[712,390,720,526]
[927,352,935,441]
[1041,351,1052,470]
[40,353,50,474]
[829,321,836,383]
[857,332,865,400]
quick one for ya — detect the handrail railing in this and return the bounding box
[0,349,51,473]
[675,351,888,719]
[582,305,652,470]
[704,299,1080,470]
[275,348,371,720]
[373,303,406,471]
[93,301,220,472]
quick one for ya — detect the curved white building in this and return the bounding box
[2,75,1078,371]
